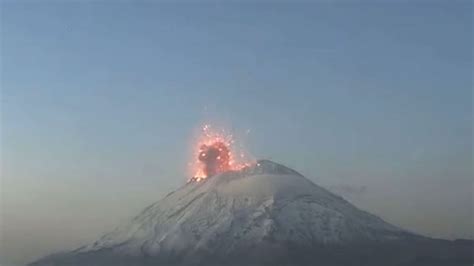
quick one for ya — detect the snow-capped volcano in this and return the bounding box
[82,160,403,254]
[30,160,472,266]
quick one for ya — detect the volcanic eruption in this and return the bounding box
[28,126,474,266]
[190,124,251,182]
[198,141,231,177]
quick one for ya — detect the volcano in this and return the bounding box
[30,160,472,266]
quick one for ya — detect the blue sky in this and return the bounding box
[1,2,472,265]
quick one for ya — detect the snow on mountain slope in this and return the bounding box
[77,160,404,257]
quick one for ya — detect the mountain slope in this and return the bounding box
[30,160,472,266]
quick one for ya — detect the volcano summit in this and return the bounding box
[30,160,472,266]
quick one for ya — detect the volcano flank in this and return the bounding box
[30,160,473,266]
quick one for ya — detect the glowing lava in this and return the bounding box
[198,141,231,177]
[189,124,251,182]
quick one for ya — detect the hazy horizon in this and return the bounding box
[1,1,472,266]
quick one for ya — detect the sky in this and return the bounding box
[1,1,472,265]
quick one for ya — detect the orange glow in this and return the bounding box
[189,124,252,182]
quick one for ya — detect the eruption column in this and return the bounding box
[198,142,231,177]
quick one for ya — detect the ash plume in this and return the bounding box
[198,142,231,177]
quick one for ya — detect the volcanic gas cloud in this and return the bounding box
[190,124,251,182]
[198,142,231,177]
